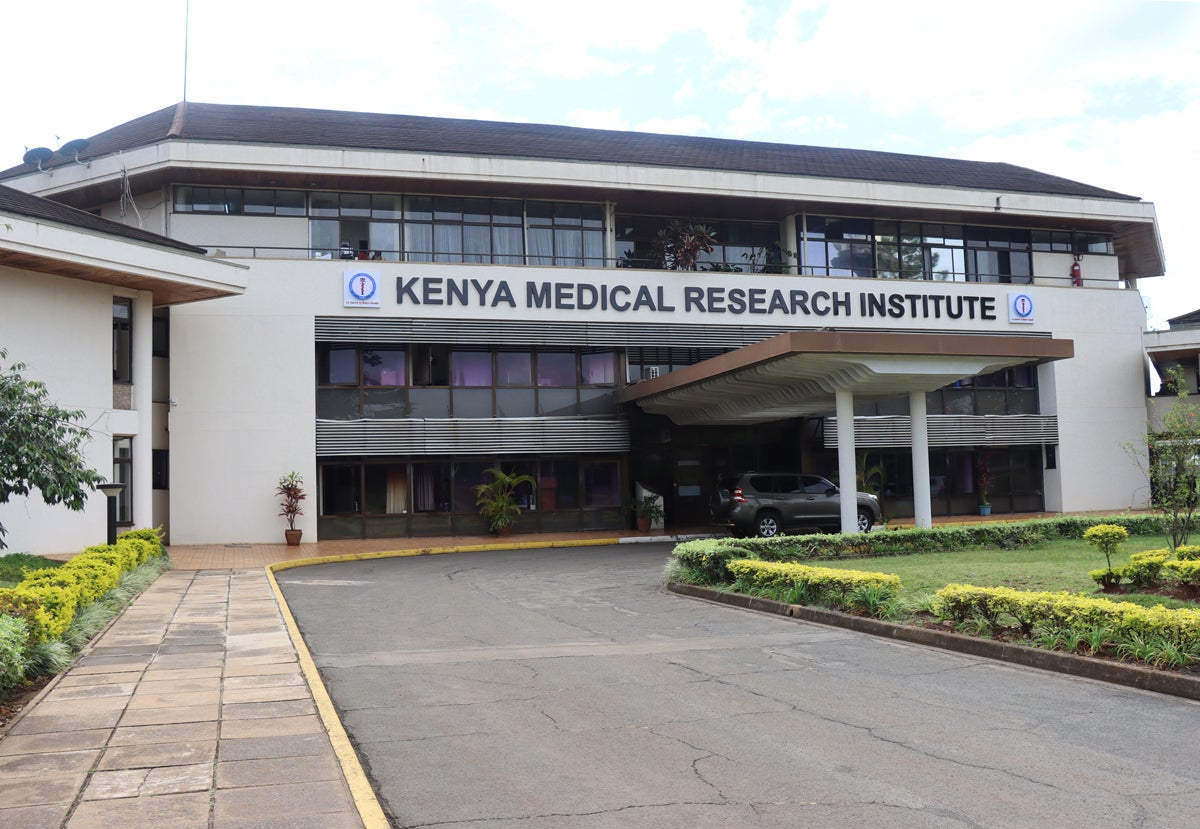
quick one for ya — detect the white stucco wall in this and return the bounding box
[0,268,123,554]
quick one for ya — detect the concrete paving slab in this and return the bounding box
[66,790,212,828]
[117,702,219,727]
[216,752,342,788]
[221,684,311,704]
[0,770,90,808]
[0,747,101,777]
[125,689,222,709]
[217,733,337,761]
[213,779,356,823]
[222,672,304,690]
[96,739,216,770]
[83,763,214,799]
[55,671,143,688]
[218,714,325,739]
[221,699,316,720]
[8,710,124,734]
[0,802,73,829]
[109,720,219,746]
[0,728,112,756]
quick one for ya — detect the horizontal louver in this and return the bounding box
[825,415,1058,449]
[316,417,630,456]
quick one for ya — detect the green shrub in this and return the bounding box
[1163,559,1200,590]
[60,558,123,604]
[1122,550,1171,589]
[726,559,901,611]
[1084,523,1129,575]
[0,613,30,694]
[1175,545,1200,561]
[117,527,165,559]
[0,588,45,646]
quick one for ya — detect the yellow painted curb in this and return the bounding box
[264,538,621,828]
[266,566,390,829]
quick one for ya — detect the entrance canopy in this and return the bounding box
[616,329,1073,532]
[616,330,1073,425]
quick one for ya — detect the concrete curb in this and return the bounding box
[667,582,1200,702]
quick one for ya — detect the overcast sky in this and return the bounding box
[3,0,1195,327]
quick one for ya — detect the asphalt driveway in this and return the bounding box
[277,544,1200,828]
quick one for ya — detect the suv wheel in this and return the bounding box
[857,507,874,533]
[755,510,782,538]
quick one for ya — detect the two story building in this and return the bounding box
[0,102,1166,547]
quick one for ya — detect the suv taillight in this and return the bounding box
[732,487,746,503]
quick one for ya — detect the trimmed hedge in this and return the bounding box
[0,528,166,696]
[726,559,901,611]
[932,583,1200,645]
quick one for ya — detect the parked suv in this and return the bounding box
[711,472,880,537]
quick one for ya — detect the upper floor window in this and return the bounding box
[113,299,132,383]
[617,216,784,272]
[801,217,1110,283]
[174,187,305,216]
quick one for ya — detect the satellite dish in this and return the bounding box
[22,147,54,175]
[59,138,90,166]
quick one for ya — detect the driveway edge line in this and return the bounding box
[667,582,1200,702]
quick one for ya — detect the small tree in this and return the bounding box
[1145,366,1200,549]
[1084,523,1128,588]
[0,350,105,548]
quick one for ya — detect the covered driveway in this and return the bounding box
[616,330,1073,531]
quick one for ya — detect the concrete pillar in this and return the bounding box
[909,390,932,529]
[835,389,858,533]
[132,291,154,530]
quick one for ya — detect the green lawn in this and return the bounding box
[816,535,1174,598]
[0,553,62,588]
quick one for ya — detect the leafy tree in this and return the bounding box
[1144,365,1200,549]
[0,350,105,548]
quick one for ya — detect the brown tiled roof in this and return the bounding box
[0,102,1138,201]
[0,183,206,254]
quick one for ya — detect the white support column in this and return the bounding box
[132,291,154,531]
[909,390,932,529]
[835,389,858,533]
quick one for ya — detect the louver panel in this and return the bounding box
[314,317,804,348]
[316,417,630,456]
[825,415,1058,449]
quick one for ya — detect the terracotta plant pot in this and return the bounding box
[636,516,651,533]
[284,529,302,546]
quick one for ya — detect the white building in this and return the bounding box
[0,102,1166,549]
[0,184,244,552]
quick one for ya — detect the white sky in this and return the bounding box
[2,0,1196,327]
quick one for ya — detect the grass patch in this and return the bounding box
[815,536,1175,599]
[0,553,63,587]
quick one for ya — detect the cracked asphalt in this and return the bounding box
[276,544,1200,828]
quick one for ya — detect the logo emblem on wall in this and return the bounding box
[1008,292,1034,324]
[344,270,381,308]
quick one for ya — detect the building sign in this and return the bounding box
[390,275,1004,322]
[1008,291,1035,324]
[344,270,381,308]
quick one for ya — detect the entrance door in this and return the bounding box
[673,452,707,527]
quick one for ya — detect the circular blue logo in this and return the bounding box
[1011,293,1034,319]
[348,272,377,301]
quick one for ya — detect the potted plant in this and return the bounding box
[977,452,992,516]
[474,467,536,535]
[277,471,306,545]
[631,494,665,532]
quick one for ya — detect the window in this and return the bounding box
[113,437,133,524]
[113,299,132,383]
[152,314,169,358]
[529,202,605,267]
[802,217,1104,282]
[152,449,169,490]
[616,215,781,272]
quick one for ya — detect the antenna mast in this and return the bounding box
[182,0,191,102]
